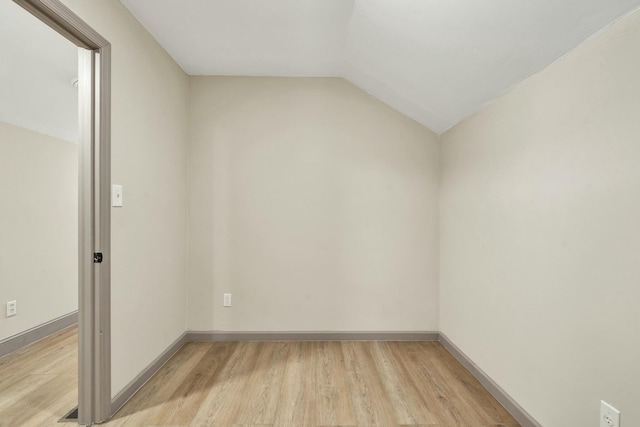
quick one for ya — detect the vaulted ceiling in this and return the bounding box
[3,1,640,141]
[121,0,640,133]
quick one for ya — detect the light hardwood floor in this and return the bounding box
[0,327,521,427]
[0,325,77,427]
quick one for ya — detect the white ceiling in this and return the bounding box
[3,1,638,139]
[121,0,640,133]
[0,1,78,143]
[122,0,354,77]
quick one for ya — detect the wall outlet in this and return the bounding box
[223,293,232,307]
[6,301,16,317]
[601,400,621,427]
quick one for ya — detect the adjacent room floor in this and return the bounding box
[0,325,77,426]
[0,328,520,426]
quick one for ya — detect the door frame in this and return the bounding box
[11,1,112,425]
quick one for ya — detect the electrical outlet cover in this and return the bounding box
[6,300,16,317]
[600,400,620,427]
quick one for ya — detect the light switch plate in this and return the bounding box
[112,184,123,207]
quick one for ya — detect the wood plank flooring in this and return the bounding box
[0,327,521,427]
[0,325,77,427]
[107,340,519,427]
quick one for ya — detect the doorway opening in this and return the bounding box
[0,0,111,425]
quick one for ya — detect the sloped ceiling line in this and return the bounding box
[8,0,639,138]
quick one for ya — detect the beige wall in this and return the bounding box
[15,3,639,422]
[61,0,189,397]
[0,121,77,341]
[188,77,440,332]
[440,9,640,427]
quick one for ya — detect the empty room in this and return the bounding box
[0,0,638,426]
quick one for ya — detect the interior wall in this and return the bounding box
[0,121,77,341]
[440,9,640,427]
[187,77,440,332]
[60,0,189,397]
